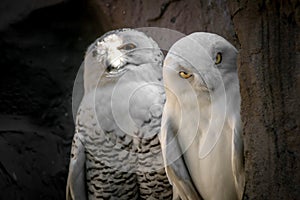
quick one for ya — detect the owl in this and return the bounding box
[161,32,245,200]
[66,29,172,200]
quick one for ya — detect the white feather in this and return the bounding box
[161,32,245,200]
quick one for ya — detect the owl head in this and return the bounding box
[83,28,164,93]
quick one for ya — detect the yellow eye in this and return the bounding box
[118,43,136,50]
[179,71,192,79]
[215,52,222,64]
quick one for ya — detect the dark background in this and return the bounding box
[0,0,100,199]
[0,0,299,199]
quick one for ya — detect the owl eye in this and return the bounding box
[179,71,193,79]
[215,52,222,64]
[118,43,136,50]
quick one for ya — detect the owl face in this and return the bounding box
[82,29,164,93]
[92,29,163,78]
[163,32,238,100]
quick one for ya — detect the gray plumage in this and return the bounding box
[66,29,172,200]
[161,32,245,200]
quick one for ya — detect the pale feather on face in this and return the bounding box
[95,34,126,70]
[91,30,163,78]
[82,29,164,92]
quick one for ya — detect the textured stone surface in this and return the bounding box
[0,0,299,199]
[88,0,238,45]
[228,0,300,199]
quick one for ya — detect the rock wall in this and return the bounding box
[0,0,299,199]
[88,0,238,45]
[228,0,300,199]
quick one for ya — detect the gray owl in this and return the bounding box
[66,29,173,200]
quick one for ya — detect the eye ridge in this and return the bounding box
[215,52,222,64]
[179,71,193,79]
[118,43,136,50]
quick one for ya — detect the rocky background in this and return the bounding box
[0,0,299,199]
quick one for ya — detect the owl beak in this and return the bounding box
[106,60,127,72]
[105,62,129,77]
[106,64,113,72]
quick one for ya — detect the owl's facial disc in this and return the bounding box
[106,43,136,77]
[178,65,210,93]
[105,51,138,77]
[95,31,161,78]
[165,55,210,93]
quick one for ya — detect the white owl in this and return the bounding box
[161,32,245,200]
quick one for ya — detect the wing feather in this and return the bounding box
[66,132,87,200]
[160,116,202,200]
[231,120,245,199]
